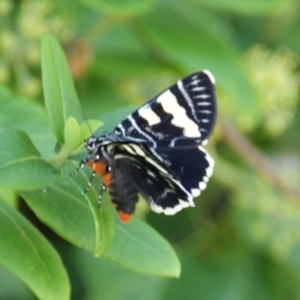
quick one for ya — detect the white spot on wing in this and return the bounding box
[149,202,163,214]
[199,182,207,190]
[191,188,201,197]
[149,199,193,215]
[157,90,201,138]
[195,95,210,100]
[195,101,211,106]
[138,105,161,126]
[203,70,216,84]
[180,199,192,208]
[163,206,182,215]
[201,110,212,114]
[198,146,214,177]
[192,86,206,92]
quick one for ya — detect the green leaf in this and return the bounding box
[64,117,81,153]
[55,117,81,166]
[139,2,258,117]
[64,161,115,255]
[104,215,181,277]
[191,0,285,15]
[41,34,83,144]
[71,248,168,300]
[21,161,114,256]
[57,118,103,165]
[0,130,59,190]
[0,198,70,300]
[81,0,156,15]
[0,87,55,158]
[79,119,103,143]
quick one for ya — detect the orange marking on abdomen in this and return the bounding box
[87,161,106,175]
[103,172,112,187]
[87,160,93,168]
[118,210,132,223]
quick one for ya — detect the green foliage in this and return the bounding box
[41,34,83,144]
[0,32,181,298]
[191,0,284,14]
[104,215,180,277]
[0,130,58,190]
[243,46,299,134]
[234,174,300,268]
[0,198,70,300]
[81,0,156,15]
[0,0,299,299]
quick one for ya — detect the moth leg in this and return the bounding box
[66,157,96,195]
[98,184,106,208]
[66,157,92,177]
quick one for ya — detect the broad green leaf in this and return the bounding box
[21,161,114,256]
[0,87,55,158]
[104,215,181,277]
[0,188,17,207]
[71,248,168,300]
[41,34,83,144]
[54,117,81,166]
[0,198,70,300]
[57,118,103,165]
[64,161,115,255]
[0,130,59,190]
[64,117,81,154]
[191,0,285,15]
[81,0,156,15]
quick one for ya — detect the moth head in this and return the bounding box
[85,134,109,154]
[85,136,98,153]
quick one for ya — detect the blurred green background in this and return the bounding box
[1,0,300,299]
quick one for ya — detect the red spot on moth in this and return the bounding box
[87,161,106,175]
[118,210,132,223]
[87,160,129,222]
[103,172,112,188]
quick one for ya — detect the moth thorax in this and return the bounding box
[85,134,109,154]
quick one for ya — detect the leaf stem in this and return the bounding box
[221,121,300,201]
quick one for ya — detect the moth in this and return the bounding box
[70,71,216,222]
